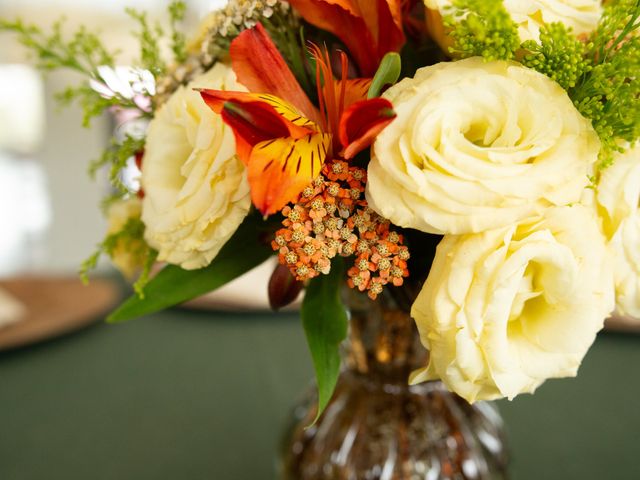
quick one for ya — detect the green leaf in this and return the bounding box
[107,215,273,323]
[301,259,349,424]
[367,52,401,99]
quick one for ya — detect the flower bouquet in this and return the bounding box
[4,0,640,476]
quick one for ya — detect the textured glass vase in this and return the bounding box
[279,291,509,479]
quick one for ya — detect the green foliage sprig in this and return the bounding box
[82,118,150,284]
[569,0,640,167]
[0,18,135,127]
[168,0,188,64]
[443,0,520,61]
[57,84,125,128]
[125,7,167,76]
[0,17,115,74]
[521,23,592,90]
[89,135,146,208]
[81,134,147,287]
[80,216,157,296]
[592,0,640,63]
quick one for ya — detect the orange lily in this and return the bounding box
[199,24,396,217]
[287,0,407,76]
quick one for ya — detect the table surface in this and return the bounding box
[1,297,639,480]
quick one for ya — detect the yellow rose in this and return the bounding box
[141,64,251,270]
[410,205,614,402]
[597,146,640,317]
[366,58,600,235]
[106,196,146,279]
[424,0,601,47]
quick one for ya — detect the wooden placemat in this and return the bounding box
[0,276,119,351]
[605,314,640,334]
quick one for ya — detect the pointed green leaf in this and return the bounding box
[367,52,401,99]
[301,259,348,424]
[107,215,273,323]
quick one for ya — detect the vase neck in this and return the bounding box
[342,290,428,382]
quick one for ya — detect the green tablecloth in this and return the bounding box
[1,305,639,479]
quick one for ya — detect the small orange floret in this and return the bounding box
[272,158,409,299]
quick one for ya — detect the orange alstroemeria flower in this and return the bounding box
[199,23,396,217]
[288,0,408,76]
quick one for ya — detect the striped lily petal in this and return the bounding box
[200,89,330,216]
[249,133,331,216]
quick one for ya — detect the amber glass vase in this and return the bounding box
[279,291,509,479]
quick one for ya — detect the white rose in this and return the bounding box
[410,205,614,402]
[424,0,601,43]
[142,64,251,270]
[366,57,600,235]
[508,0,602,41]
[597,146,640,317]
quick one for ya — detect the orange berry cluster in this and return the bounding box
[271,159,410,299]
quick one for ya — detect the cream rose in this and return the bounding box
[142,63,251,270]
[424,0,602,44]
[597,146,640,317]
[410,205,614,402]
[366,58,600,235]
